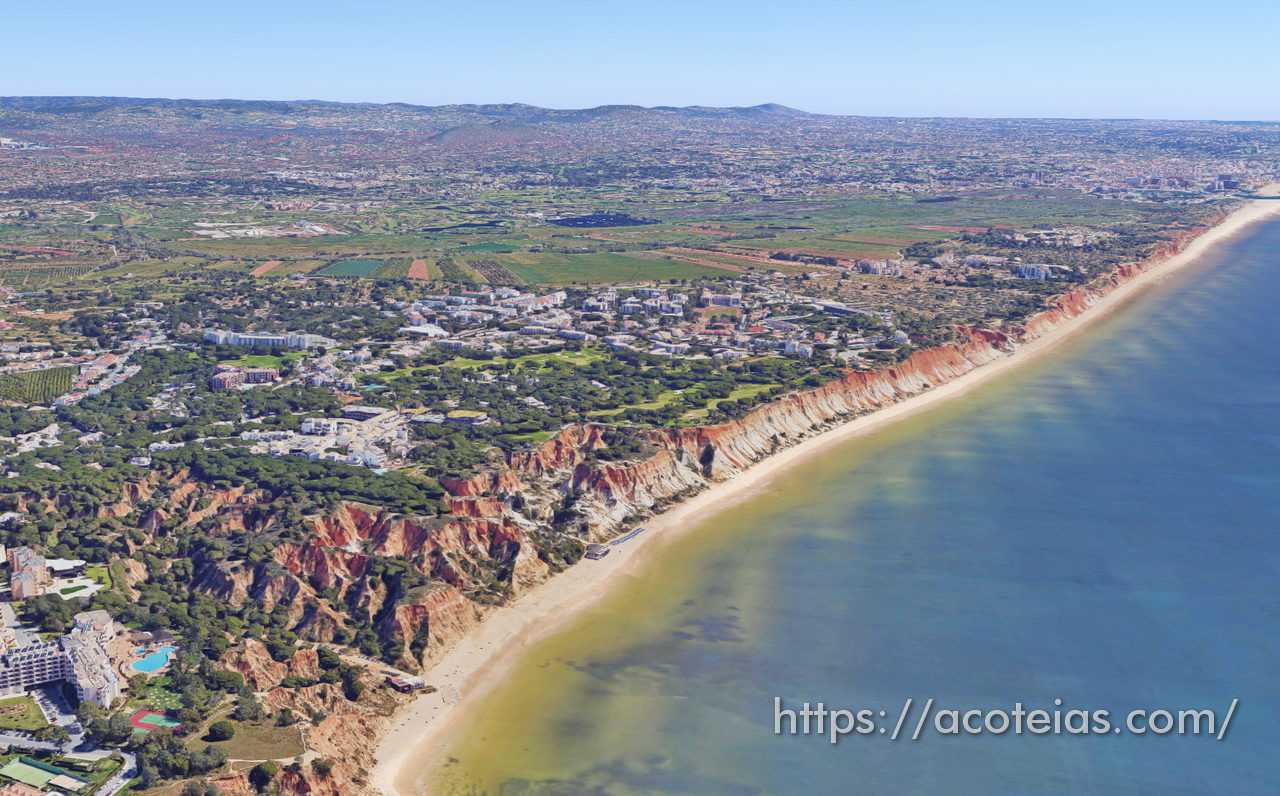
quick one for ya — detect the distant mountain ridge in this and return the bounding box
[0,97,821,150]
[0,96,811,119]
[4,96,1268,165]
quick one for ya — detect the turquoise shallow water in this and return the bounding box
[437,217,1280,794]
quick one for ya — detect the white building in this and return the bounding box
[301,417,355,435]
[203,330,335,349]
[0,611,122,707]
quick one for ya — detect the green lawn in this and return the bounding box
[219,352,305,368]
[0,696,48,732]
[375,348,605,380]
[682,382,780,420]
[85,563,111,588]
[588,389,685,417]
[503,429,556,444]
[500,349,603,368]
[62,756,122,790]
[196,723,305,761]
[128,677,183,711]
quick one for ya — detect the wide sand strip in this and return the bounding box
[372,197,1280,795]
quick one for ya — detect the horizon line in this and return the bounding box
[2,95,1279,126]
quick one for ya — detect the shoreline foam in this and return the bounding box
[371,196,1280,796]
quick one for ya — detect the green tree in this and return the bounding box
[249,761,278,790]
[206,720,236,741]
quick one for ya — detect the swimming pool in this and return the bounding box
[131,646,178,673]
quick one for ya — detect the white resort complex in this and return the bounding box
[0,610,122,707]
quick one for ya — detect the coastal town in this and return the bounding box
[0,248,1161,479]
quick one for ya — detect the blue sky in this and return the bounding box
[6,0,1277,120]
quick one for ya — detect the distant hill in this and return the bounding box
[0,96,822,150]
[0,96,814,120]
[0,96,366,114]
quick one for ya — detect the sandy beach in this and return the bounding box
[371,196,1280,796]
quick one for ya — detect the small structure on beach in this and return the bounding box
[386,675,426,693]
[584,544,610,560]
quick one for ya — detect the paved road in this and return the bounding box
[98,751,137,796]
[0,602,39,646]
[0,730,60,752]
[30,686,90,752]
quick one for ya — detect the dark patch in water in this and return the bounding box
[671,613,746,643]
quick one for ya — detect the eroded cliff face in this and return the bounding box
[223,639,322,691]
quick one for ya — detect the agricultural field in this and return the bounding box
[204,260,254,272]
[494,252,726,284]
[79,257,212,281]
[369,258,413,279]
[437,258,484,283]
[181,233,444,259]
[0,187,1215,302]
[659,249,803,274]
[0,366,74,404]
[319,259,384,276]
[0,264,96,288]
[448,241,521,253]
[465,259,524,285]
[257,259,325,276]
[248,260,282,277]
[407,258,438,279]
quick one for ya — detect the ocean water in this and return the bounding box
[432,217,1280,795]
